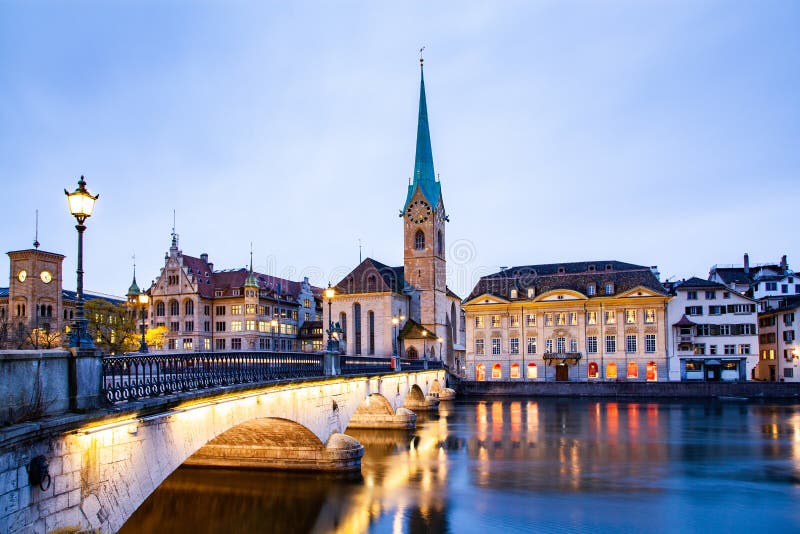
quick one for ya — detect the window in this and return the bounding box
[709,345,718,355]
[785,368,794,378]
[605,335,616,353]
[588,362,599,379]
[232,290,240,296]
[587,284,596,296]
[785,312,795,326]
[215,306,225,316]
[569,312,578,326]
[231,305,242,315]
[231,338,242,350]
[604,283,614,295]
[204,338,211,350]
[185,301,194,315]
[437,230,443,255]
[491,363,502,379]
[368,311,375,355]
[694,343,706,355]
[475,339,485,355]
[626,335,637,353]
[723,292,730,299]
[645,334,656,353]
[728,304,754,314]
[570,339,578,352]
[353,303,362,355]
[231,321,242,332]
[687,291,698,300]
[170,321,179,332]
[303,298,311,308]
[510,338,520,354]
[644,309,656,323]
[155,302,165,316]
[204,321,211,332]
[170,301,179,315]
[259,321,268,332]
[739,344,751,355]
[587,311,597,325]
[587,336,598,354]
[491,315,501,328]
[724,344,736,355]
[556,337,566,353]
[510,363,520,379]
[414,230,425,250]
[168,339,176,350]
[627,362,639,379]
[184,321,194,332]
[526,337,537,354]
[216,321,226,332]
[182,338,193,350]
[475,316,485,328]
[527,288,535,298]
[215,290,223,297]
[709,305,725,315]
[246,320,256,331]
[510,289,518,299]
[685,306,703,316]
[604,310,616,325]
[246,304,256,314]
[476,363,486,381]
[544,313,554,326]
[606,362,618,379]
[527,363,538,379]
[556,312,566,326]
[545,339,553,353]
[491,338,501,355]
[646,361,657,382]
[766,282,778,291]
[215,339,226,350]
[526,314,536,327]
[705,291,716,300]
[510,315,519,328]
[625,309,636,324]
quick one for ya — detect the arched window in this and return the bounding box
[367,275,377,292]
[476,363,486,381]
[156,301,165,317]
[339,312,347,342]
[368,311,375,355]
[588,361,599,379]
[606,361,618,379]
[510,363,520,379]
[353,303,362,355]
[169,300,179,316]
[646,361,657,382]
[627,362,639,379]
[406,347,418,360]
[492,363,502,379]
[414,230,425,250]
[185,300,194,316]
[451,302,457,343]
[47,305,52,317]
[527,362,538,379]
[437,230,443,255]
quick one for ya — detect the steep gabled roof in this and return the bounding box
[675,277,728,290]
[335,258,405,295]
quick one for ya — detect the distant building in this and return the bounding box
[145,235,322,352]
[665,277,758,381]
[324,60,464,364]
[756,296,800,382]
[709,253,797,303]
[463,261,670,382]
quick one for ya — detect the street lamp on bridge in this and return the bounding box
[324,283,335,352]
[65,176,98,348]
[137,293,149,353]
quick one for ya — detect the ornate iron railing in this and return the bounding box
[340,356,394,375]
[102,351,324,403]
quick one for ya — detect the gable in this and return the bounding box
[617,286,666,298]
[464,293,509,306]
[534,289,587,302]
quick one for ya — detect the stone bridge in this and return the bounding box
[0,349,449,533]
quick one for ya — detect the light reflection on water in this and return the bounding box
[122,399,800,533]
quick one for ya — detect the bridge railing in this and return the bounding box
[102,351,324,403]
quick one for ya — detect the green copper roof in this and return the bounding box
[127,274,140,297]
[404,63,441,211]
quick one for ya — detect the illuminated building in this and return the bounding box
[756,296,800,382]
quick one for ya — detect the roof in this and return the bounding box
[674,277,728,291]
[335,258,405,295]
[760,295,800,315]
[0,288,8,298]
[673,314,697,327]
[403,63,442,211]
[298,320,323,340]
[399,318,438,340]
[466,260,665,302]
[62,289,125,305]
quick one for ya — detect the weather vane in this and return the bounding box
[419,46,425,65]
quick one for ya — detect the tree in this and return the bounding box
[85,299,139,354]
[145,325,168,350]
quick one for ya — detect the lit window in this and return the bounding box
[246,304,256,314]
[231,305,242,315]
[231,321,242,332]
[556,312,566,326]
[526,314,536,326]
[644,309,656,324]
[587,311,597,325]
[491,315,501,328]
[527,288,535,298]
[476,363,486,381]
[588,362,599,379]
[475,316,485,328]
[544,313,554,326]
[510,363,520,379]
[627,362,639,379]
[182,338,193,350]
[606,362,618,379]
[246,320,256,331]
[625,309,636,324]
[646,361,657,381]
[510,315,520,328]
[510,289,518,299]
[569,312,578,326]
[204,338,211,350]
[527,363,538,379]
[604,311,616,325]
[491,363,502,379]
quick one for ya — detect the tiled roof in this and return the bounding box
[760,295,800,314]
[335,258,405,294]
[398,319,438,340]
[466,260,665,302]
[675,277,728,290]
[0,287,8,298]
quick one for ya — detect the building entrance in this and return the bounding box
[555,364,569,382]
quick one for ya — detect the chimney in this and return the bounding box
[780,255,788,273]
[650,266,660,280]
[743,253,750,274]
[200,253,209,263]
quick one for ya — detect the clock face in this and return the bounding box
[40,271,52,284]
[17,270,27,282]
[406,200,432,224]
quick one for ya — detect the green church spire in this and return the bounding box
[403,51,442,212]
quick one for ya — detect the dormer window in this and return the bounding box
[367,275,377,292]
[557,266,565,274]
[510,289,518,299]
[605,264,613,271]
[232,289,240,296]
[527,288,534,298]
[588,265,596,272]
[587,284,596,296]
[604,283,614,295]
[215,290,223,297]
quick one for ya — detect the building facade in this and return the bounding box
[665,277,758,381]
[463,261,670,382]
[324,60,464,364]
[756,296,800,382]
[145,236,321,352]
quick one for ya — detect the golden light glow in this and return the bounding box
[138,293,149,305]
[324,285,335,300]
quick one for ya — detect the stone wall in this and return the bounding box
[0,350,71,425]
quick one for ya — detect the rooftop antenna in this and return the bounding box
[132,253,137,280]
[358,238,363,264]
[33,209,40,249]
[171,209,178,247]
[249,242,254,272]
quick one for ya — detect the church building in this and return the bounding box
[324,60,464,365]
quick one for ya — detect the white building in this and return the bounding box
[756,296,800,382]
[666,277,758,381]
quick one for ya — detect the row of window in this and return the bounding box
[754,281,800,294]
[685,304,755,316]
[162,320,298,335]
[759,313,795,327]
[692,343,751,355]
[475,309,658,329]
[475,361,658,381]
[474,334,658,355]
[759,330,795,343]
[154,301,299,320]
[685,323,757,336]
[686,290,732,300]
[507,282,617,300]
[164,337,298,351]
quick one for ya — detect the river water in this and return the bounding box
[122,398,800,533]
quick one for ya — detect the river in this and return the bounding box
[121,398,800,533]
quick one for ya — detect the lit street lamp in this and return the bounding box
[422,329,428,369]
[137,293,149,353]
[271,318,278,352]
[325,283,335,352]
[65,176,98,348]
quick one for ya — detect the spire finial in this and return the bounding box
[171,209,177,247]
[132,253,136,280]
[33,209,39,249]
[249,242,254,272]
[358,238,363,264]
[419,46,425,66]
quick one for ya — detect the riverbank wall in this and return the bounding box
[453,378,800,399]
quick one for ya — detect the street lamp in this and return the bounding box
[65,176,98,348]
[422,330,428,368]
[325,283,335,352]
[137,293,149,353]
[270,318,278,352]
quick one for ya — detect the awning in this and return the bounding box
[673,314,697,327]
[705,359,721,365]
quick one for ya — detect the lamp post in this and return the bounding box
[438,337,443,363]
[137,293,149,353]
[422,330,428,369]
[65,176,98,348]
[324,283,335,352]
[270,318,278,352]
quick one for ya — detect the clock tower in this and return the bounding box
[402,57,449,347]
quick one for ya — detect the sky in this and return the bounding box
[1,0,798,299]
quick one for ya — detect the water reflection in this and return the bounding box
[122,399,800,533]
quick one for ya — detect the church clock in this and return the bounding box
[406,199,432,224]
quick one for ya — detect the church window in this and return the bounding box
[437,230,443,255]
[353,303,362,355]
[368,311,375,355]
[415,230,425,250]
[367,275,377,292]
[156,301,165,317]
[185,300,194,316]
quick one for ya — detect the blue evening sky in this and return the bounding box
[1,1,798,298]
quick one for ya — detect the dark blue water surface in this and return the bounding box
[122,399,800,533]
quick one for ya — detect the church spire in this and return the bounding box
[244,243,259,288]
[403,49,442,212]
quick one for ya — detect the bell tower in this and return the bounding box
[402,55,448,334]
